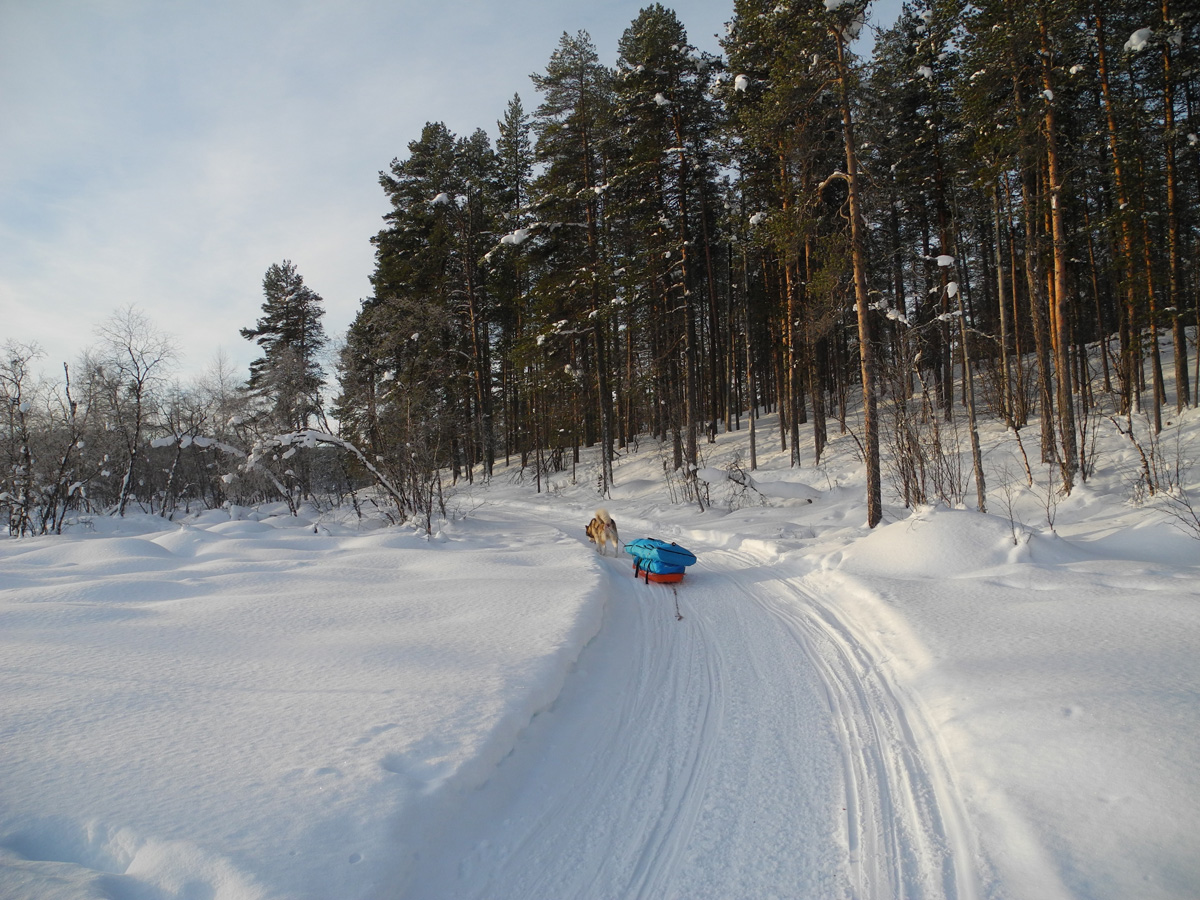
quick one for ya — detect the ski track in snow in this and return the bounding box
[404,508,981,899]
[720,551,981,900]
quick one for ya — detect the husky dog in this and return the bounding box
[586,508,620,557]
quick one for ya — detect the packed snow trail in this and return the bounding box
[715,547,982,900]
[403,507,981,899]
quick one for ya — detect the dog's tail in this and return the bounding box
[596,509,619,546]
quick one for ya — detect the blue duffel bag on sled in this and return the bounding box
[625,538,697,584]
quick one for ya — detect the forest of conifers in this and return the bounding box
[3,0,1197,534]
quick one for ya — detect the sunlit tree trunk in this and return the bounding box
[1160,0,1190,409]
[833,27,881,527]
[1094,5,1142,416]
[1038,8,1077,491]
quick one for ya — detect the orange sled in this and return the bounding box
[632,560,684,584]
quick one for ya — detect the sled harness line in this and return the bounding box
[630,556,685,621]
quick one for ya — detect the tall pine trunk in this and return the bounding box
[834,29,881,528]
[1161,0,1190,409]
[1039,10,1077,491]
[1095,5,1142,416]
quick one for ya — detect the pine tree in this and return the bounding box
[723,0,850,467]
[241,260,328,433]
[612,5,723,486]
[339,121,508,490]
[454,127,503,477]
[493,95,536,464]
[530,30,619,492]
[497,94,533,218]
[358,123,477,481]
[824,0,882,526]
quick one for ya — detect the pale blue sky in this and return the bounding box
[1,0,903,380]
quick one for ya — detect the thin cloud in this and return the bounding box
[2,0,900,379]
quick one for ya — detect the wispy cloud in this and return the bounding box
[2,0,897,380]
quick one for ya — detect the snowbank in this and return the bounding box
[0,509,605,899]
[815,504,1200,899]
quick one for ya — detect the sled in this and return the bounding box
[633,566,681,588]
[625,538,697,585]
[632,562,685,584]
[624,538,697,569]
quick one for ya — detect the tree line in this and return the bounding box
[4,0,1197,534]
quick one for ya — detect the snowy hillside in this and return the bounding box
[2,389,1199,899]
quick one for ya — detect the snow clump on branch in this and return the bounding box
[1124,28,1151,52]
[500,228,531,246]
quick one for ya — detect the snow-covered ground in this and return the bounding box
[2,388,1199,899]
